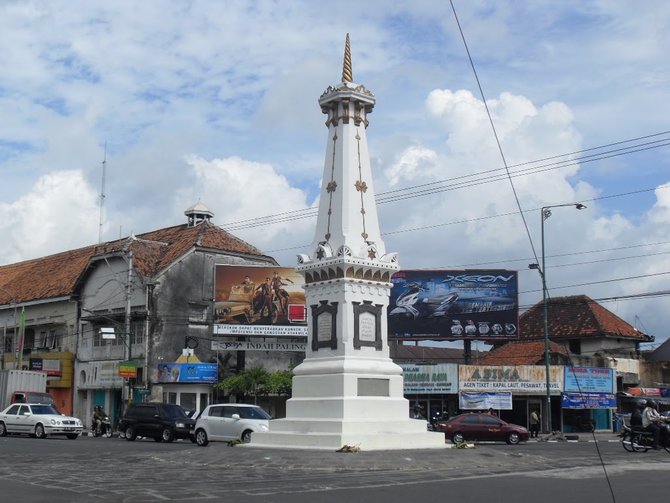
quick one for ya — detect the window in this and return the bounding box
[568,339,581,355]
[130,320,145,345]
[480,415,502,426]
[39,329,58,349]
[4,336,11,353]
[6,405,20,415]
[222,406,239,418]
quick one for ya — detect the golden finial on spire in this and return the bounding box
[342,33,352,83]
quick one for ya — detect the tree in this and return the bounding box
[214,366,293,403]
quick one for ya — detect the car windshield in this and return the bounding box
[31,405,59,415]
[239,407,272,420]
[161,404,188,419]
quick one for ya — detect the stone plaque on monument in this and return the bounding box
[359,311,376,342]
[317,311,333,342]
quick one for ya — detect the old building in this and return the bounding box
[0,203,303,427]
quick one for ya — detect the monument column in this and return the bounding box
[253,35,444,450]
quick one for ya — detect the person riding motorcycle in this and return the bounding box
[630,399,646,430]
[642,399,664,449]
[93,405,108,435]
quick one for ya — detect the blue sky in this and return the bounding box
[1,1,669,346]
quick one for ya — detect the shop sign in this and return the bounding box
[118,360,138,378]
[459,365,563,394]
[562,392,616,409]
[211,340,306,352]
[401,364,458,394]
[564,367,614,393]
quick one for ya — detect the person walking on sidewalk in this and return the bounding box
[529,409,541,438]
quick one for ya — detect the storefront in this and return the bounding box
[561,367,615,433]
[458,364,563,431]
[401,363,459,425]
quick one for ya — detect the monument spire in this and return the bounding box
[342,33,352,83]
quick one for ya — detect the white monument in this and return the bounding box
[253,35,445,450]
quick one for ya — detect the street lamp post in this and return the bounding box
[535,203,586,434]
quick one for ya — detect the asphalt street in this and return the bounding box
[0,433,668,502]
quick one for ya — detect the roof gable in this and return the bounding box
[479,340,568,366]
[0,222,270,305]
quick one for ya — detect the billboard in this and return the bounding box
[388,270,519,340]
[459,365,563,395]
[156,363,217,383]
[214,265,307,337]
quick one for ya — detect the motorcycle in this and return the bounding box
[92,416,113,438]
[620,423,670,453]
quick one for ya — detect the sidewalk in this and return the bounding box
[529,431,620,443]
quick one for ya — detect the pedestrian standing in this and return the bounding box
[529,409,540,438]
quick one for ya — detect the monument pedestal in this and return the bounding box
[253,356,446,450]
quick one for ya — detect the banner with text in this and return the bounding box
[459,391,513,410]
[564,367,615,393]
[459,365,563,395]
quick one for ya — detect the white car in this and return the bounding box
[193,403,271,446]
[0,403,83,439]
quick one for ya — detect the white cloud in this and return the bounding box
[0,171,99,262]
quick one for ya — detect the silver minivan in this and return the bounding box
[193,404,271,446]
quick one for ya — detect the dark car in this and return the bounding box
[436,413,529,445]
[118,403,195,443]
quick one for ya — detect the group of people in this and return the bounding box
[630,399,669,449]
[251,271,294,319]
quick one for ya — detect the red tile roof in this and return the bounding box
[0,222,271,305]
[519,294,652,342]
[391,343,485,364]
[478,339,569,366]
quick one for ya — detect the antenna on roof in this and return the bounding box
[98,141,107,244]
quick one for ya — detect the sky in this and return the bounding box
[1,1,669,347]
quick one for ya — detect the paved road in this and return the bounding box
[0,434,668,502]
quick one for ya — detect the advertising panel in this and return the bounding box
[400,364,458,394]
[459,391,513,410]
[459,365,563,395]
[388,270,519,340]
[561,392,616,409]
[214,265,307,337]
[564,367,614,393]
[156,363,217,383]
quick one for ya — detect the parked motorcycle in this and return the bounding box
[92,416,113,438]
[620,424,670,453]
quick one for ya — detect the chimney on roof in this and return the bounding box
[184,201,214,227]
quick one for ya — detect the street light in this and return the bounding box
[530,202,586,434]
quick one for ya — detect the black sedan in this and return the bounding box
[436,413,529,445]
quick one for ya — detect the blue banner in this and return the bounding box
[157,363,217,383]
[564,367,614,393]
[561,392,616,409]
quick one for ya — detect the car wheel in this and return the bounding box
[125,426,137,441]
[35,423,47,439]
[451,432,465,444]
[161,428,174,443]
[507,432,521,445]
[0,421,6,437]
[241,430,253,443]
[66,433,79,440]
[195,429,209,447]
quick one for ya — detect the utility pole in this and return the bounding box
[123,249,133,403]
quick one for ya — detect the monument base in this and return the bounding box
[251,416,446,451]
[251,365,446,451]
